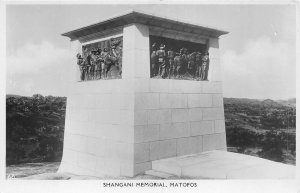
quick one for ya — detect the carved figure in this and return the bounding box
[173,53,180,77]
[76,53,85,81]
[101,47,118,79]
[110,38,122,76]
[181,48,188,76]
[195,52,202,79]
[156,44,167,78]
[111,38,121,48]
[174,50,182,77]
[187,52,196,78]
[110,45,118,64]
[150,43,158,77]
[167,48,175,78]
[84,50,92,80]
[174,48,188,78]
[201,51,210,80]
[95,48,102,79]
[90,49,98,80]
[116,45,122,76]
[101,48,109,79]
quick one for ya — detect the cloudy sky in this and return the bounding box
[5,4,296,99]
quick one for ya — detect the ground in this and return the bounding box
[6,162,60,179]
[6,162,187,180]
[6,151,295,180]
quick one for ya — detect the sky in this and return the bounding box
[5,4,297,100]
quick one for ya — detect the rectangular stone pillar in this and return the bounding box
[121,23,152,176]
[70,40,81,82]
[123,24,150,79]
[208,38,222,81]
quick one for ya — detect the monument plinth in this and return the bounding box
[59,10,229,177]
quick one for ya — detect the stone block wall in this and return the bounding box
[59,78,226,177]
[59,79,136,177]
[132,78,227,174]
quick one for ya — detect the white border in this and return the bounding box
[1,1,299,193]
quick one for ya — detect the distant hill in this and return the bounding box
[276,98,296,107]
[224,97,296,108]
[261,99,283,108]
[224,98,261,105]
[224,97,295,130]
[6,94,22,98]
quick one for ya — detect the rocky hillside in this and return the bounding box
[224,97,296,165]
[6,94,66,165]
[6,95,296,166]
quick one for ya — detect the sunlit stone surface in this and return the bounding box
[152,150,295,179]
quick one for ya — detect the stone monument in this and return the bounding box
[59,10,229,177]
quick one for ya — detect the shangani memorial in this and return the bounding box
[59,10,229,177]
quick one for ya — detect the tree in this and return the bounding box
[226,127,258,153]
[258,131,284,162]
[6,95,66,165]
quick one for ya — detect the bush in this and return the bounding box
[6,94,66,165]
[226,127,261,152]
[258,131,284,162]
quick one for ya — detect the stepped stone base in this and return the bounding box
[151,150,295,179]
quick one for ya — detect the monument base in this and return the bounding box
[59,78,226,177]
[151,150,295,179]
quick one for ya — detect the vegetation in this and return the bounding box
[6,94,296,167]
[6,94,66,165]
[225,98,296,165]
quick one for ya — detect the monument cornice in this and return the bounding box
[149,26,209,44]
[62,10,229,41]
[79,26,123,44]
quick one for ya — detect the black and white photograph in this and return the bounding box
[1,1,299,193]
